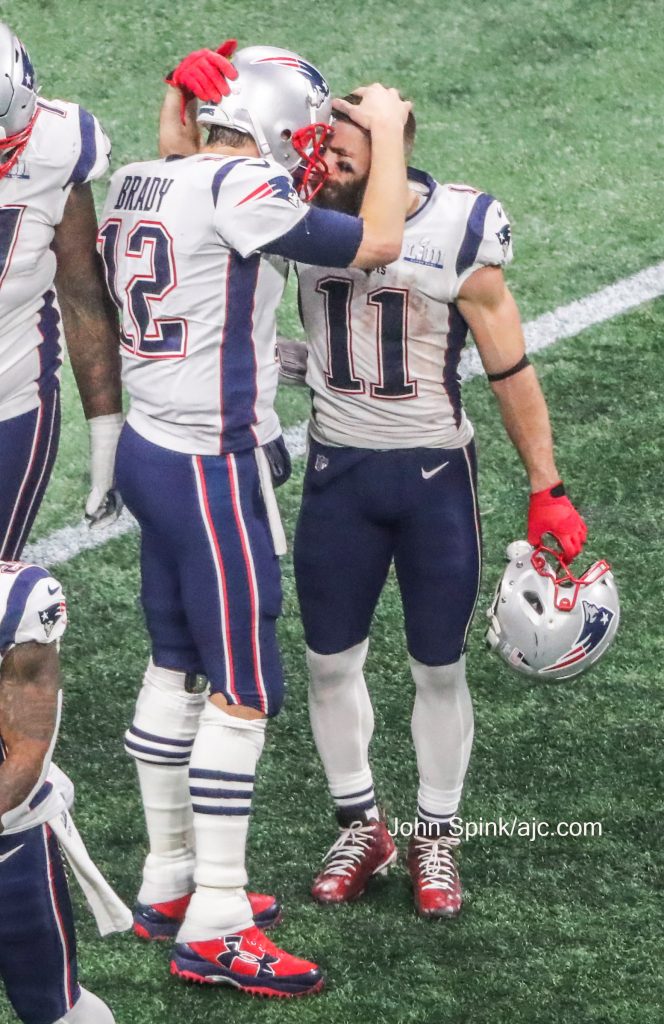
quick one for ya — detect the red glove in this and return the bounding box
[527,482,587,564]
[165,40,238,103]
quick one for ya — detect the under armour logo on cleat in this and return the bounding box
[421,462,449,480]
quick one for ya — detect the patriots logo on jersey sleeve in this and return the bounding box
[236,175,300,208]
[496,223,512,254]
[543,600,615,673]
[251,56,329,104]
[39,600,67,638]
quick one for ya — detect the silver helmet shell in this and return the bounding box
[486,541,620,680]
[0,22,38,141]
[197,45,332,172]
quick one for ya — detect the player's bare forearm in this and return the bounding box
[457,265,559,492]
[491,369,560,492]
[53,184,121,419]
[0,643,60,826]
[159,85,201,156]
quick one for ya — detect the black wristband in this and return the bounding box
[487,353,531,382]
[550,482,566,498]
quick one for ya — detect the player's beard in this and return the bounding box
[314,174,368,216]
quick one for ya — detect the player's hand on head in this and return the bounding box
[527,482,588,564]
[333,84,412,131]
[166,40,239,102]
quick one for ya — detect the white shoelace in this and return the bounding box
[413,835,461,891]
[321,823,377,878]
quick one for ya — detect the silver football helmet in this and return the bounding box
[0,22,38,176]
[197,45,332,198]
[486,541,620,681]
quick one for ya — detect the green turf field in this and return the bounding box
[4,2,664,1022]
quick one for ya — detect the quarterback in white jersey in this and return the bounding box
[0,23,122,562]
[112,44,411,998]
[287,96,589,919]
[0,562,124,1024]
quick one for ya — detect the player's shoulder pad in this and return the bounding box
[207,155,300,212]
[38,98,110,186]
[443,184,513,276]
[13,568,67,648]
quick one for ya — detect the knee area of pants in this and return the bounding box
[54,987,115,1024]
[306,642,368,688]
[141,660,206,707]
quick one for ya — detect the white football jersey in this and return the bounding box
[0,99,110,420]
[0,561,69,833]
[99,153,308,455]
[297,170,513,449]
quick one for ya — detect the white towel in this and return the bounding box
[49,807,133,937]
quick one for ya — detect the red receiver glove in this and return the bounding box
[527,482,588,564]
[165,40,238,120]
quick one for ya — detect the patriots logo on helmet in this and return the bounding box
[496,223,511,254]
[39,600,66,638]
[236,174,300,208]
[252,56,329,106]
[543,600,615,674]
[19,44,35,90]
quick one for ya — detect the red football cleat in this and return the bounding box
[311,820,397,904]
[407,834,462,918]
[133,890,282,941]
[171,924,324,997]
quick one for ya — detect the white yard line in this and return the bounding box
[24,259,664,568]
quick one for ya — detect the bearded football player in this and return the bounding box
[0,23,122,560]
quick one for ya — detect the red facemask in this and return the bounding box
[0,109,39,180]
[292,122,333,201]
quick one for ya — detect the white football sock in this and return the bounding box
[307,641,379,823]
[177,700,266,942]
[55,987,115,1024]
[409,655,474,826]
[124,659,206,903]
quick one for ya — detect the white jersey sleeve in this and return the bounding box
[0,562,67,655]
[449,187,513,295]
[0,562,68,834]
[211,157,307,258]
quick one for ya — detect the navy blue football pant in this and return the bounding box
[0,823,79,1024]
[116,424,284,715]
[0,388,60,560]
[294,440,482,665]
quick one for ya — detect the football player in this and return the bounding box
[293,96,588,916]
[158,57,587,919]
[0,22,122,560]
[0,560,127,1023]
[101,45,411,996]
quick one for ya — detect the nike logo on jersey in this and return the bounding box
[0,844,24,864]
[47,583,60,595]
[421,462,449,480]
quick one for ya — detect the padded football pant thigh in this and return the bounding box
[294,479,394,655]
[0,387,60,561]
[393,443,482,665]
